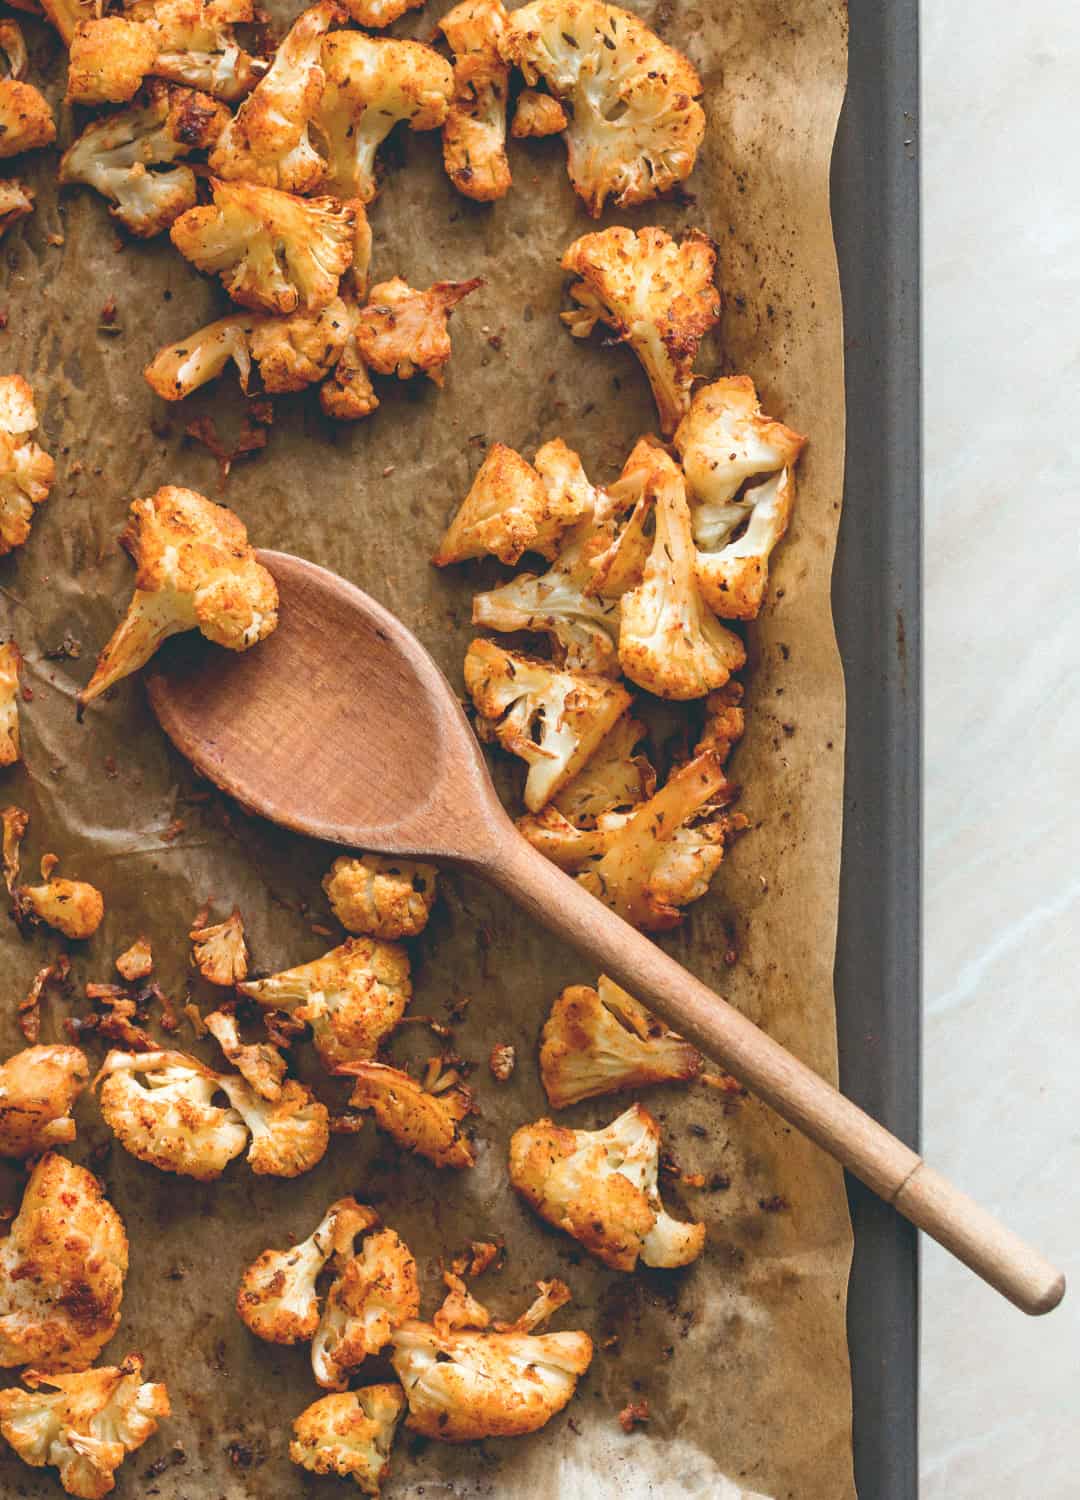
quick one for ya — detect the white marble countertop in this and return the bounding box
[921,3,1079,1493]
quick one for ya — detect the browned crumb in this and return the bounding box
[20,954,71,1042]
[1,805,28,896]
[619,1400,650,1433]
[488,1043,515,1082]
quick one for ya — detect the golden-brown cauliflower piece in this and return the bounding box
[318,293,379,420]
[219,1074,330,1177]
[551,713,655,824]
[0,79,55,159]
[562,226,719,436]
[0,375,54,558]
[540,976,702,1108]
[352,276,481,385]
[189,905,249,984]
[144,296,353,401]
[339,0,424,22]
[66,17,159,106]
[674,376,807,619]
[0,1153,128,1371]
[440,0,510,202]
[0,640,20,765]
[341,1060,474,1170]
[509,1102,705,1271]
[0,1045,89,1157]
[511,87,566,137]
[520,749,741,930]
[94,1047,249,1180]
[132,0,266,102]
[617,446,745,700]
[500,0,705,215]
[0,178,34,239]
[464,638,631,811]
[433,437,593,568]
[209,1,337,193]
[694,679,746,765]
[315,31,452,202]
[322,854,437,942]
[313,1226,419,1390]
[390,1278,591,1441]
[171,178,355,315]
[237,1197,377,1344]
[239,937,411,1070]
[0,1354,169,1500]
[290,1385,405,1495]
[78,487,279,710]
[59,82,228,239]
[17,874,105,939]
[114,937,153,981]
[205,1009,285,1100]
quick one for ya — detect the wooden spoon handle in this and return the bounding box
[483,831,1065,1316]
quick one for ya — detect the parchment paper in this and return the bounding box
[0,1,853,1494]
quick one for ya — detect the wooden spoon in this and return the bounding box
[146,551,1064,1316]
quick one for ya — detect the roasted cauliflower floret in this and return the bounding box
[17,874,105,939]
[0,1355,169,1500]
[433,437,592,568]
[210,1,337,193]
[563,227,719,436]
[0,640,20,765]
[220,1074,330,1177]
[0,1045,89,1157]
[352,276,481,385]
[133,0,266,103]
[390,1278,591,1441]
[290,1385,405,1495]
[511,87,566,137]
[674,376,807,618]
[315,31,453,202]
[114,936,153,981]
[465,638,631,811]
[500,0,705,215]
[339,0,424,22]
[94,1047,248,1180]
[0,178,34,239]
[66,17,159,106]
[341,1060,475,1170]
[440,0,510,202]
[323,855,437,942]
[237,1197,377,1344]
[171,178,355,315]
[78,487,279,710]
[540,976,702,1108]
[509,1102,706,1271]
[617,447,745,699]
[0,78,55,158]
[552,713,654,823]
[59,82,228,238]
[313,1227,420,1389]
[694,679,745,764]
[318,293,379,419]
[239,937,411,1070]
[189,905,249,984]
[145,296,353,400]
[0,375,54,558]
[205,1009,285,1100]
[0,1153,128,1371]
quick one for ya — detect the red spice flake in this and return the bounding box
[618,1400,650,1433]
[103,756,119,780]
[0,310,8,330]
[20,685,32,702]
[99,297,118,324]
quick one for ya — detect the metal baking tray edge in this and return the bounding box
[831,5,921,1499]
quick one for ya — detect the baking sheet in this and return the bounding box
[0,1,854,1495]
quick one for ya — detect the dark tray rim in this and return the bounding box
[831,5,921,1498]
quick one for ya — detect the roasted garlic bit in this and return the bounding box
[209,1,337,193]
[189,905,249,984]
[500,0,705,214]
[313,1226,420,1390]
[0,1152,128,1370]
[170,178,355,315]
[205,1009,285,1099]
[433,437,593,568]
[390,1276,591,1441]
[0,178,34,240]
[94,1047,248,1180]
[440,0,510,202]
[0,1044,89,1157]
[237,1197,377,1344]
[115,935,153,981]
[78,487,278,710]
[509,1103,706,1272]
[315,30,453,202]
[323,854,438,942]
[290,1385,405,1496]
[0,375,55,559]
[511,87,566,138]
[238,937,412,1070]
[352,276,482,386]
[675,376,807,619]
[464,638,631,812]
[0,640,20,765]
[59,82,228,239]
[341,1059,475,1170]
[562,226,719,436]
[540,976,702,1108]
[0,1354,169,1499]
[17,868,105,940]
